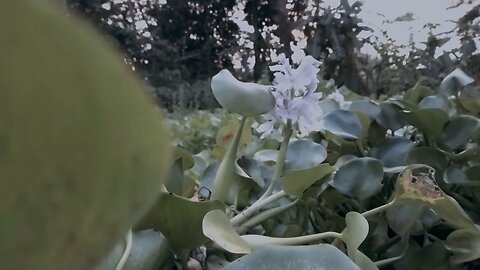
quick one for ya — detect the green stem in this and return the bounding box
[115,229,132,270]
[259,120,293,200]
[237,198,299,234]
[231,190,287,226]
[247,231,342,248]
[211,116,247,202]
[361,199,397,218]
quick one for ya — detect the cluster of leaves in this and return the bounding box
[95,68,480,269]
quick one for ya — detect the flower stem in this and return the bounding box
[237,198,299,234]
[231,190,287,226]
[211,116,247,202]
[259,119,293,200]
[361,199,397,218]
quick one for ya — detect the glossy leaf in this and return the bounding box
[285,139,328,170]
[322,110,364,140]
[331,157,384,199]
[376,103,406,131]
[223,244,360,270]
[348,100,381,120]
[369,137,415,167]
[438,115,480,150]
[418,94,450,112]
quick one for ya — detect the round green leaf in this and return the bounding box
[376,103,406,131]
[404,83,433,104]
[407,147,448,173]
[285,139,327,170]
[445,228,480,264]
[223,244,360,270]
[418,95,450,112]
[404,108,449,142]
[369,137,415,167]
[348,100,381,120]
[202,210,251,254]
[322,110,364,140]
[439,115,480,150]
[331,157,384,199]
[283,164,334,196]
[341,212,369,258]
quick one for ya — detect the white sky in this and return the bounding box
[232,0,478,61]
[327,0,479,56]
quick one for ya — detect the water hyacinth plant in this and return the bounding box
[100,52,479,269]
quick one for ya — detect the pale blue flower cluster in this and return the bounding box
[257,54,324,138]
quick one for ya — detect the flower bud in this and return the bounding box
[211,69,275,116]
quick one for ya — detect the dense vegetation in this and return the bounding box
[8,0,479,269]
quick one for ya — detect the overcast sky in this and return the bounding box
[334,0,478,56]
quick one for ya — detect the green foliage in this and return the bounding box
[128,66,480,269]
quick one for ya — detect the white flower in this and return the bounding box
[257,54,324,138]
